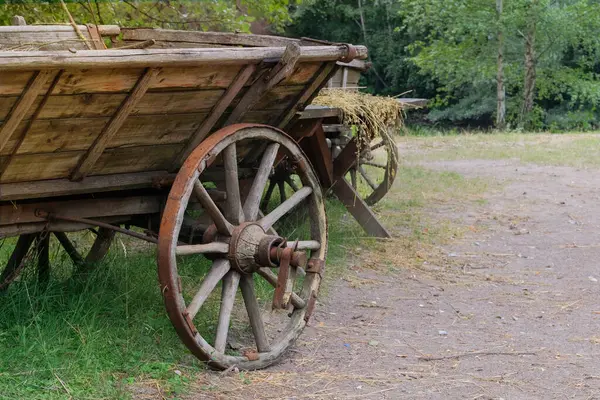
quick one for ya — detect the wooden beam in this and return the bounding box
[0,70,63,179]
[0,171,175,201]
[277,62,339,130]
[86,24,107,50]
[223,43,301,127]
[0,216,129,239]
[0,46,367,70]
[298,105,343,120]
[122,28,299,47]
[0,70,53,154]
[0,24,119,35]
[300,123,333,188]
[171,64,257,169]
[287,118,322,141]
[71,67,159,181]
[333,136,359,177]
[0,195,162,226]
[331,178,391,238]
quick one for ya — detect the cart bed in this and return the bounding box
[0,26,365,199]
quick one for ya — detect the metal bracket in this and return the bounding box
[306,258,325,276]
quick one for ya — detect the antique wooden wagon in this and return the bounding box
[0,24,389,370]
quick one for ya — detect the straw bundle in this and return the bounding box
[312,89,403,143]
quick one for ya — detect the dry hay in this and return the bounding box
[312,89,403,177]
[312,88,403,142]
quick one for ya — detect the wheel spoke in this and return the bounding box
[358,165,378,191]
[186,259,231,320]
[239,274,270,352]
[260,180,276,211]
[53,232,85,267]
[214,270,241,353]
[193,180,234,235]
[223,143,244,224]
[362,161,387,169]
[287,240,321,250]
[278,181,287,202]
[285,176,300,192]
[176,242,229,256]
[243,143,279,221]
[257,268,306,309]
[259,186,312,231]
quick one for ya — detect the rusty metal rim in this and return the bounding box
[157,123,327,370]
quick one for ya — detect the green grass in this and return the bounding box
[401,130,600,168]
[0,195,364,399]
[0,245,200,399]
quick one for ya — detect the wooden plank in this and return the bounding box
[0,89,232,121]
[0,143,181,183]
[0,70,63,178]
[331,178,391,238]
[298,105,343,120]
[0,63,317,97]
[91,144,182,176]
[0,25,119,34]
[71,67,160,181]
[0,152,81,183]
[1,113,207,156]
[0,195,161,226]
[0,46,367,70]
[300,123,333,187]
[0,171,175,201]
[173,64,257,168]
[0,70,53,154]
[122,28,299,47]
[86,24,106,50]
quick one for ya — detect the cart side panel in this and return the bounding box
[0,61,327,184]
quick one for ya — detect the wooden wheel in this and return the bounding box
[0,228,114,291]
[344,134,398,206]
[158,124,327,370]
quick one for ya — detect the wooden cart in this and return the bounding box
[0,24,388,370]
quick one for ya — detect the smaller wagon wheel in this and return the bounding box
[343,132,398,206]
[158,124,327,370]
[0,228,114,291]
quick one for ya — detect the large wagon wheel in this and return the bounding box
[158,124,327,370]
[341,132,399,206]
[0,228,114,291]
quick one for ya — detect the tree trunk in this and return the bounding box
[357,0,368,42]
[520,1,538,127]
[496,0,506,129]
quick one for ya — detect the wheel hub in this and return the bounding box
[227,222,277,274]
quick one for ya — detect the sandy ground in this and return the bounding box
[186,154,600,399]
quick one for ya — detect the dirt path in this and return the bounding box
[189,157,600,399]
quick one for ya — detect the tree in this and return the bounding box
[0,0,295,33]
[496,0,506,128]
[398,0,600,129]
[289,0,435,97]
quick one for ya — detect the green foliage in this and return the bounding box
[289,0,600,131]
[398,0,600,130]
[289,0,435,97]
[0,0,295,33]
